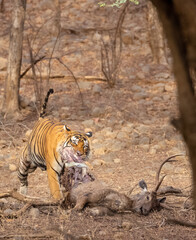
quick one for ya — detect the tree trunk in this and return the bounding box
[146,1,168,64]
[150,0,196,208]
[3,0,26,118]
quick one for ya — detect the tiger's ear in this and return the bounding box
[64,125,71,132]
[86,131,92,138]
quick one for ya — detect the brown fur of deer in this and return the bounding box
[61,154,182,216]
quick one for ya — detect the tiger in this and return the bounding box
[18,89,92,200]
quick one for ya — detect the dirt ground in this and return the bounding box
[0,1,196,239]
[0,76,195,240]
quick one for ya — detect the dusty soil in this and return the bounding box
[0,76,195,240]
[0,1,196,239]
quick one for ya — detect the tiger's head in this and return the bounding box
[60,125,92,164]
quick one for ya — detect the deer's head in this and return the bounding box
[130,154,183,215]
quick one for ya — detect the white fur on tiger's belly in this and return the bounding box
[19,185,28,195]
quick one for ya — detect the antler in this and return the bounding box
[154,154,184,192]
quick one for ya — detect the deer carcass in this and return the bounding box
[61,154,182,216]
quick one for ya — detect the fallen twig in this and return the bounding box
[0,189,59,206]
[166,218,196,228]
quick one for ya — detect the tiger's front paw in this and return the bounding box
[19,185,28,195]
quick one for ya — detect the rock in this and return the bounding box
[20,96,31,108]
[82,119,94,128]
[9,164,17,172]
[152,96,162,102]
[139,136,150,145]
[78,81,92,90]
[131,131,140,145]
[155,72,170,79]
[78,234,92,240]
[99,127,116,138]
[92,107,105,117]
[162,94,171,101]
[141,65,150,74]
[122,34,133,45]
[40,0,55,9]
[131,85,143,92]
[53,111,60,118]
[140,144,150,151]
[84,128,93,134]
[165,84,174,92]
[98,230,107,236]
[113,158,121,164]
[60,106,70,119]
[92,143,107,155]
[121,221,132,230]
[0,57,7,70]
[106,139,127,152]
[92,84,102,95]
[93,32,101,41]
[136,72,145,80]
[102,152,116,163]
[29,207,40,218]
[149,147,157,154]
[121,126,133,134]
[25,129,32,138]
[158,141,167,149]
[4,208,13,216]
[91,159,106,166]
[113,232,125,240]
[136,124,149,134]
[133,92,148,100]
[116,131,129,140]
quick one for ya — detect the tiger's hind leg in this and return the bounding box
[18,153,37,195]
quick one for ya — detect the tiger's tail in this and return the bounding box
[40,88,54,118]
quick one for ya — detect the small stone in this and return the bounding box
[78,81,92,90]
[152,97,162,102]
[149,147,157,154]
[106,140,127,152]
[92,159,106,166]
[122,221,132,230]
[121,126,133,133]
[20,96,31,108]
[163,94,171,101]
[165,84,174,92]
[82,119,94,128]
[139,136,150,145]
[140,144,150,151]
[53,111,59,118]
[116,131,129,140]
[136,125,149,134]
[133,92,148,100]
[113,158,121,164]
[136,72,145,79]
[25,129,32,138]
[156,72,170,79]
[92,107,105,117]
[98,230,107,236]
[78,234,92,240]
[4,208,13,215]
[9,164,17,172]
[84,128,93,134]
[114,232,125,240]
[92,143,107,155]
[131,85,143,92]
[0,57,7,70]
[92,84,102,95]
[29,207,40,218]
